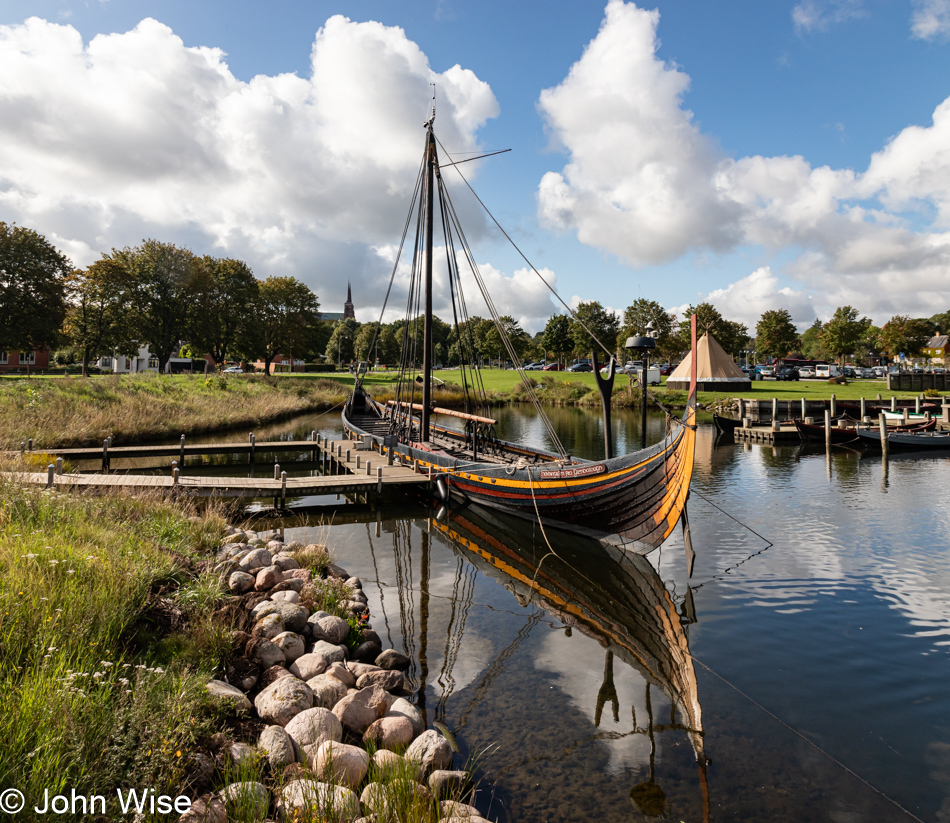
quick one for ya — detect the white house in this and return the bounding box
[97,346,195,374]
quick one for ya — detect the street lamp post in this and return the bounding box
[626,321,659,451]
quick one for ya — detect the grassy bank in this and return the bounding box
[0,478,233,817]
[0,373,349,450]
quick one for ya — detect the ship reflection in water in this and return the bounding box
[429,504,708,821]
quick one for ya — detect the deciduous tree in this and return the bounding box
[879,315,932,365]
[0,222,69,355]
[253,276,321,373]
[677,303,749,358]
[541,314,572,366]
[820,306,870,368]
[189,256,260,368]
[755,309,800,364]
[569,301,619,359]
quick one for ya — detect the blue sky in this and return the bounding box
[1,0,949,333]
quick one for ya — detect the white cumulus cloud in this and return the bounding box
[911,0,950,40]
[537,0,950,325]
[0,15,523,320]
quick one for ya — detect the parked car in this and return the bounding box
[798,366,816,378]
[524,361,545,370]
[775,366,799,381]
[223,366,243,374]
[756,365,775,378]
[567,362,593,372]
[857,367,875,378]
[542,363,561,371]
[658,364,674,376]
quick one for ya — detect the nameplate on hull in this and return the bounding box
[538,464,606,480]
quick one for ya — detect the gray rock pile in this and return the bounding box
[192,524,488,823]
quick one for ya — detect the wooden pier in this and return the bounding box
[733,424,801,444]
[4,435,428,505]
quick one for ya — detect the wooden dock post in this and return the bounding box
[830,394,836,418]
[55,457,63,475]
[366,460,372,475]
[879,413,889,457]
[102,438,109,471]
[281,471,287,509]
[860,397,866,419]
[377,466,383,496]
[771,398,778,423]
[46,464,55,489]
[345,449,351,466]
[274,463,280,480]
[172,462,179,485]
[28,438,33,451]
[825,410,832,446]
[249,433,256,465]
[801,397,806,420]
[311,431,317,462]
[180,434,185,465]
[903,409,910,424]
[891,397,897,412]
[915,396,921,414]
[20,442,25,453]
[356,455,361,470]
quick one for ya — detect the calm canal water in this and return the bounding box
[114,405,950,821]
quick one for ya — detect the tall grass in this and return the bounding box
[0,373,349,450]
[0,476,232,819]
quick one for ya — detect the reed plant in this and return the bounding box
[0,373,349,450]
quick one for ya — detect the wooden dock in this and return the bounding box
[5,436,428,504]
[733,424,801,444]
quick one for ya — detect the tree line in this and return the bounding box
[1,223,325,376]
[2,221,945,375]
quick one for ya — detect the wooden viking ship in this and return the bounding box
[343,108,697,554]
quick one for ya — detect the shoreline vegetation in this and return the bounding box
[0,476,481,823]
[0,371,939,451]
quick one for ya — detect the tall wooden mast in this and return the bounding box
[422,120,436,441]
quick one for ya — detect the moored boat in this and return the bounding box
[794,416,936,444]
[854,426,950,451]
[343,109,697,553]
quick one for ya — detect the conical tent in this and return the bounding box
[666,332,751,391]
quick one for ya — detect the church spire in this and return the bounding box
[344,281,355,320]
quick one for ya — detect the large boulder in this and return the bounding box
[311,615,350,645]
[245,637,286,669]
[440,800,487,820]
[272,631,306,663]
[258,726,296,771]
[311,740,370,789]
[238,548,272,571]
[205,680,252,713]
[325,662,356,688]
[254,676,313,726]
[276,602,310,633]
[360,779,432,820]
[428,770,470,801]
[352,640,383,663]
[332,685,389,735]
[252,613,284,640]
[362,715,414,751]
[311,640,346,665]
[356,669,404,692]
[405,730,453,776]
[306,674,348,710]
[376,649,411,670]
[387,697,424,737]
[271,590,300,604]
[284,707,342,753]
[278,780,359,820]
[228,571,255,594]
[255,565,284,592]
[219,782,270,820]
[372,749,409,779]
[289,652,328,681]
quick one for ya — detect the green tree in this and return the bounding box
[353,323,375,362]
[569,301,619,359]
[755,309,800,364]
[619,299,676,361]
[820,306,870,369]
[112,239,199,374]
[879,315,932,365]
[677,303,749,359]
[253,276,321,373]
[0,222,70,356]
[188,256,260,368]
[541,314,572,366]
[799,318,828,361]
[479,316,531,365]
[325,319,360,368]
[63,258,138,377]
